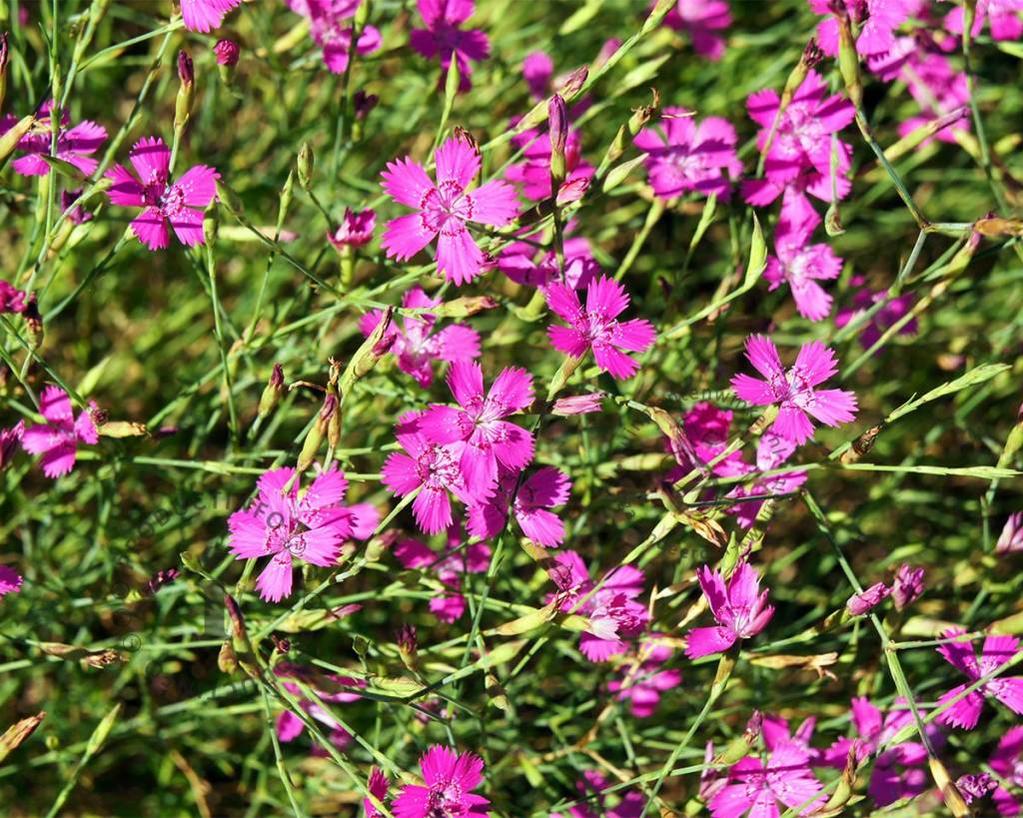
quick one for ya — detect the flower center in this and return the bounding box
[420,181,473,234]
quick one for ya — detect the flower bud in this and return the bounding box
[297,393,336,471]
[174,50,195,130]
[835,6,862,108]
[552,392,605,416]
[213,38,239,67]
[353,90,378,120]
[397,624,418,671]
[846,582,890,616]
[297,142,314,190]
[202,200,218,246]
[0,31,9,111]
[556,65,588,99]
[257,364,285,418]
[548,94,568,189]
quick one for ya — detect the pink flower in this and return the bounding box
[834,275,917,351]
[419,361,535,488]
[181,0,242,32]
[710,743,824,818]
[381,135,518,285]
[0,280,27,314]
[607,635,682,718]
[989,725,1023,816]
[61,189,94,225]
[719,431,808,528]
[809,0,912,57]
[0,100,106,177]
[21,386,99,479]
[552,551,650,662]
[894,51,970,145]
[731,335,858,446]
[394,530,490,622]
[634,107,742,200]
[0,421,24,470]
[764,212,843,321]
[546,276,657,380]
[274,662,364,752]
[106,136,219,250]
[998,513,1023,554]
[360,288,479,388]
[498,233,600,290]
[392,745,489,818]
[409,0,490,92]
[381,411,489,535]
[0,564,22,597]
[550,770,645,818]
[761,713,818,755]
[361,288,479,388]
[686,562,774,658]
[936,629,1023,729]
[822,697,937,806]
[213,38,240,66]
[846,582,891,616]
[365,767,389,818]
[506,127,594,202]
[551,393,605,416]
[328,208,376,249]
[663,0,732,60]
[744,71,854,206]
[286,0,381,74]
[227,465,378,602]
[467,465,572,546]
[946,0,1023,41]
[957,774,998,808]
[523,50,554,99]
[891,563,924,610]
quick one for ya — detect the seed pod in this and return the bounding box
[258,364,286,418]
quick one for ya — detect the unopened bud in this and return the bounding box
[556,65,588,100]
[0,31,8,111]
[353,90,378,120]
[202,200,218,246]
[257,364,285,418]
[836,7,862,108]
[397,624,418,671]
[217,640,238,674]
[177,49,194,86]
[213,38,239,67]
[548,94,568,155]
[174,50,195,130]
[297,142,314,190]
[846,582,891,616]
[354,0,370,28]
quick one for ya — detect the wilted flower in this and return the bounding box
[392,745,490,818]
[0,420,23,470]
[891,563,925,610]
[21,386,99,478]
[846,582,891,616]
[551,393,605,416]
[997,512,1023,554]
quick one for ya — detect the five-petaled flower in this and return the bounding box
[546,276,657,380]
[392,745,490,818]
[467,465,572,546]
[106,136,220,250]
[227,465,378,602]
[686,561,774,658]
[710,742,825,818]
[381,135,519,285]
[935,629,1023,730]
[731,335,858,446]
[0,100,106,177]
[409,0,491,92]
[21,386,99,479]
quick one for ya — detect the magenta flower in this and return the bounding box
[467,465,572,546]
[731,335,858,446]
[607,635,682,718]
[392,745,489,818]
[365,767,389,818]
[947,0,1023,42]
[213,38,240,66]
[419,361,535,488]
[498,232,600,290]
[998,512,1023,554]
[990,726,1023,816]
[663,0,732,60]
[936,629,1023,729]
[0,421,24,471]
[106,137,219,250]
[523,50,555,99]
[0,565,22,597]
[0,280,27,314]
[744,71,854,205]
[227,465,378,602]
[21,386,98,479]
[835,275,917,351]
[551,551,650,662]
[808,0,912,57]
[711,743,824,818]
[394,531,490,622]
[719,430,808,529]
[894,51,971,145]
[359,288,479,388]
[286,0,381,73]
[846,582,891,616]
[764,213,843,321]
[328,207,376,249]
[686,562,774,658]
[381,135,518,285]
[550,770,645,818]
[506,127,594,202]
[381,411,489,535]
[61,189,94,225]
[891,563,925,610]
[761,713,818,755]
[181,0,242,32]
[634,107,742,200]
[274,662,364,753]
[409,0,491,92]
[822,697,937,806]
[0,101,106,177]
[546,276,657,380]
